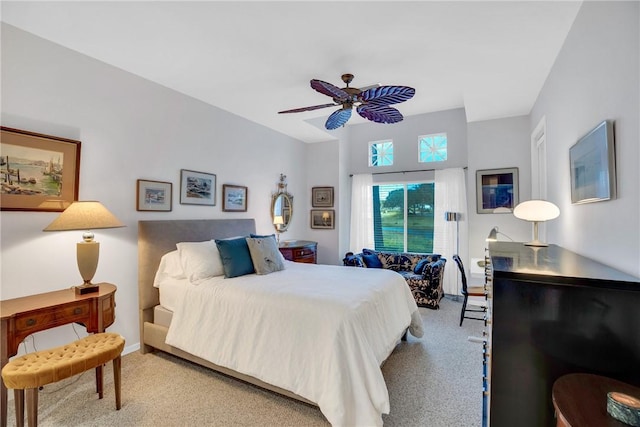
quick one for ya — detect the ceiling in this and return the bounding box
[1,1,582,143]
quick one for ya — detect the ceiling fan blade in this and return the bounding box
[278,103,337,114]
[325,108,352,130]
[358,83,380,92]
[360,86,415,106]
[357,105,404,124]
[311,79,350,102]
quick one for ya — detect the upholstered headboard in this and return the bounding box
[137,219,256,338]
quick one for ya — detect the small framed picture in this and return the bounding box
[476,167,519,214]
[180,169,216,206]
[222,184,248,212]
[137,179,172,211]
[312,186,334,207]
[310,209,335,229]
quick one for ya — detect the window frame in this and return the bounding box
[372,180,435,254]
[368,139,394,167]
[418,132,448,163]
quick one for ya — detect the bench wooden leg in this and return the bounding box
[95,364,103,399]
[25,388,37,427]
[13,389,24,427]
[113,355,121,410]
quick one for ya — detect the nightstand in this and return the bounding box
[279,240,317,264]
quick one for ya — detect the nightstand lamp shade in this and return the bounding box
[513,200,560,247]
[273,215,284,243]
[43,201,125,294]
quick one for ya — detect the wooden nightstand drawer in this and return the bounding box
[279,240,318,264]
[293,248,313,258]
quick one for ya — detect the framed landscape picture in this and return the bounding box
[570,120,616,204]
[180,169,216,206]
[222,184,248,212]
[137,179,172,211]
[1,127,81,212]
[476,167,519,214]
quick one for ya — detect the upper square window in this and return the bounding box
[369,140,393,167]
[419,133,448,163]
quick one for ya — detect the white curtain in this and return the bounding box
[433,168,468,296]
[349,174,374,251]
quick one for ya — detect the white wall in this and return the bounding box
[347,108,468,175]
[0,24,308,353]
[467,116,532,261]
[305,140,340,264]
[530,1,640,276]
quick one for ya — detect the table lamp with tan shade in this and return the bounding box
[43,201,125,294]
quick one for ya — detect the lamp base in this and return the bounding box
[75,283,100,295]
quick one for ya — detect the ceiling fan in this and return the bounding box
[278,74,415,130]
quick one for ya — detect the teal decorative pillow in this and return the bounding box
[214,237,255,278]
[246,236,285,275]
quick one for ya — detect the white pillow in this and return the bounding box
[176,240,224,283]
[153,250,186,288]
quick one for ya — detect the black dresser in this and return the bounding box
[484,242,640,427]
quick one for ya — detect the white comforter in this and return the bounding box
[165,261,423,426]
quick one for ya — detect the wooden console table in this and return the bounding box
[0,283,117,427]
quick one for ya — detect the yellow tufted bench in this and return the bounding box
[1,332,125,427]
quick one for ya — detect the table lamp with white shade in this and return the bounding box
[273,215,284,243]
[43,201,125,294]
[513,200,560,247]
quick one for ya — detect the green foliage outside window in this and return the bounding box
[373,183,435,253]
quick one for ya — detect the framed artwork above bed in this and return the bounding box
[222,184,247,212]
[180,169,216,206]
[136,179,172,211]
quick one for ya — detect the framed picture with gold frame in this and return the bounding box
[1,127,81,212]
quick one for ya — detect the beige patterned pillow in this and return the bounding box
[246,236,285,275]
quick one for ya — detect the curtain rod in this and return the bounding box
[350,166,467,177]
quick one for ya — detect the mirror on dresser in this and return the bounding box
[272,174,293,240]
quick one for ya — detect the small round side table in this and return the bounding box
[552,373,640,427]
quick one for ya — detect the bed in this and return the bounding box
[138,219,423,426]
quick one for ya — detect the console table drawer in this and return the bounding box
[14,301,89,333]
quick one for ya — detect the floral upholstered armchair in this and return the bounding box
[343,249,446,309]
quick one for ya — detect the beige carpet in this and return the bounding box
[5,297,484,426]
